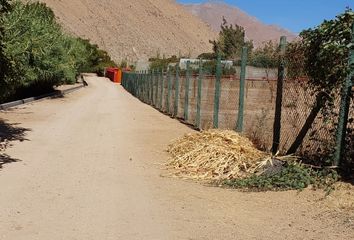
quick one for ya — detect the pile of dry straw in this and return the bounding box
[167,129,268,181]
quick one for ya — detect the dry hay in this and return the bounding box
[166,129,268,181]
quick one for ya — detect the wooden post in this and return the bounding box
[272,36,287,154]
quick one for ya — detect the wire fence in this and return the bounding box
[121,41,353,168]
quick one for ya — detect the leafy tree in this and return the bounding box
[286,40,307,81]
[0,1,116,102]
[285,9,354,168]
[77,38,117,76]
[210,17,253,60]
[250,41,278,69]
[288,9,354,93]
[0,0,13,100]
[197,52,216,60]
[4,2,76,89]
[149,55,179,71]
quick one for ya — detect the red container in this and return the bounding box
[105,67,122,84]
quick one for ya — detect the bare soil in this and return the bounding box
[38,0,216,62]
[0,75,353,240]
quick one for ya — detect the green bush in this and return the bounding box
[224,163,339,193]
[149,55,179,71]
[0,1,116,102]
[0,0,13,101]
[77,38,117,76]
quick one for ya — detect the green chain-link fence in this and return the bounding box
[121,35,353,168]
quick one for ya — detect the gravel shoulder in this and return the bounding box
[0,76,353,240]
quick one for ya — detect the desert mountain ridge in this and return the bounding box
[183,1,297,47]
[35,0,217,63]
[34,0,297,63]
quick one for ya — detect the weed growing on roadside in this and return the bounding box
[223,163,339,193]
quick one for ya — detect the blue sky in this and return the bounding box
[177,0,353,33]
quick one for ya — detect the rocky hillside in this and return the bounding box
[36,0,216,62]
[183,2,297,47]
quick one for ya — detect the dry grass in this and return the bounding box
[166,129,268,181]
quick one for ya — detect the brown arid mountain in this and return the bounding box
[183,1,297,47]
[34,0,217,63]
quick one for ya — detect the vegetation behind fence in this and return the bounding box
[122,30,354,171]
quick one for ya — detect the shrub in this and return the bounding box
[224,163,339,193]
[0,1,116,102]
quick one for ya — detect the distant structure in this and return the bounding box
[178,58,233,69]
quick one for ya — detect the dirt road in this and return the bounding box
[0,75,353,240]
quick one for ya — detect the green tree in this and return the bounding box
[197,52,216,60]
[251,41,278,68]
[210,17,253,60]
[285,9,354,167]
[1,1,116,102]
[0,0,13,100]
[149,55,179,71]
[288,9,354,92]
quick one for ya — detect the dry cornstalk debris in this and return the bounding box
[166,129,270,181]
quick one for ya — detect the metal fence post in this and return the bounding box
[122,72,124,88]
[140,72,143,99]
[159,68,164,110]
[196,59,203,129]
[236,47,248,132]
[150,70,154,105]
[184,61,191,121]
[174,64,180,117]
[134,73,136,95]
[167,66,172,114]
[272,36,287,154]
[155,69,159,107]
[138,72,141,99]
[146,70,149,103]
[143,70,147,102]
[333,23,354,167]
[150,70,155,106]
[213,52,222,128]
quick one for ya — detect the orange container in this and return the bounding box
[116,69,122,83]
[105,67,122,84]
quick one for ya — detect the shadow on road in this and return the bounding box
[0,119,31,169]
[0,154,20,169]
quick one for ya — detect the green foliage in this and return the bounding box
[0,0,13,101]
[286,40,307,80]
[119,60,128,69]
[197,52,216,60]
[4,2,69,88]
[0,1,116,102]
[210,17,253,60]
[289,9,354,92]
[201,60,236,75]
[250,41,278,69]
[77,38,117,76]
[224,163,339,193]
[149,55,179,71]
